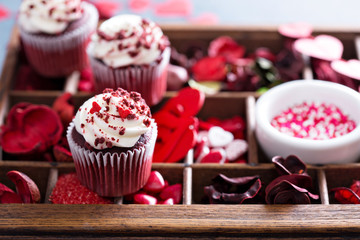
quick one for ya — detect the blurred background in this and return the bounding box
[1,0,360,74]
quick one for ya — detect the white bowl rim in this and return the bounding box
[255,79,360,150]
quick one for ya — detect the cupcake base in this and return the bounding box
[67,122,157,197]
[90,47,170,106]
[19,2,99,78]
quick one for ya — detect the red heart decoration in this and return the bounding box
[91,0,122,20]
[278,22,313,39]
[189,13,219,25]
[155,0,192,17]
[294,35,343,61]
[0,5,10,21]
[331,59,360,81]
[128,0,150,12]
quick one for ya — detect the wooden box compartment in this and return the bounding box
[324,165,360,204]
[191,164,320,204]
[2,25,360,238]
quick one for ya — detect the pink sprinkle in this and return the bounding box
[271,102,356,140]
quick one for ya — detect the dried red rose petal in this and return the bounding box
[6,170,41,203]
[204,174,261,204]
[208,36,246,63]
[265,174,319,204]
[53,144,73,162]
[0,103,63,156]
[191,56,227,81]
[275,48,305,81]
[253,47,276,63]
[331,180,360,204]
[50,173,113,204]
[272,155,307,176]
[0,183,23,204]
[225,58,259,91]
[52,92,75,129]
[331,187,360,204]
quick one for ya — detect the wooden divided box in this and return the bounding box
[1,25,360,239]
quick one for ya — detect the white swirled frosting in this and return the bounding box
[74,88,153,149]
[89,14,169,68]
[18,0,83,34]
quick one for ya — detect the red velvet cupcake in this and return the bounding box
[88,14,170,106]
[18,0,99,77]
[67,88,157,197]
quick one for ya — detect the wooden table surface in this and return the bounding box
[0,204,359,239]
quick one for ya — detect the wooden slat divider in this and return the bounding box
[44,168,58,204]
[246,95,258,164]
[317,168,329,205]
[183,167,192,205]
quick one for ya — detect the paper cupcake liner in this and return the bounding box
[90,47,170,106]
[66,122,157,197]
[19,2,99,77]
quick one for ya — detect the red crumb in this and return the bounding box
[271,102,356,140]
[49,173,113,204]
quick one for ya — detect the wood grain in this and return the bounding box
[0,204,360,238]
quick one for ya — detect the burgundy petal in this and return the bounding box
[273,189,310,204]
[204,174,261,204]
[272,155,307,175]
[265,174,319,204]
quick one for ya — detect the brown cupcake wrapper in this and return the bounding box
[19,2,99,77]
[66,122,157,197]
[90,47,170,106]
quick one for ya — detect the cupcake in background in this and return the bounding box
[88,14,170,106]
[18,0,99,77]
[67,88,157,197]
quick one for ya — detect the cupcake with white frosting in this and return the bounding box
[67,88,157,197]
[88,14,170,106]
[18,0,98,77]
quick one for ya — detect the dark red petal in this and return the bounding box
[272,155,307,175]
[273,189,310,204]
[0,104,63,155]
[52,92,75,128]
[0,183,22,203]
[191,56,227,81]
[6,171,40,203]
[53,144,73,162]
[350,180,360,196]
[331,187,360,204]
[204,175,261,204]
[265,176,319,204]
[208,36,245,63]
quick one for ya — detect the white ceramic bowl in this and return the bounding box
[255,80,360,164]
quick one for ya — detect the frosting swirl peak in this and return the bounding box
[74,88,153,149]
[18,0,83,34]
[89,14,169,68]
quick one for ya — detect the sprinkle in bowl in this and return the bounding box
[255,80,360,164]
